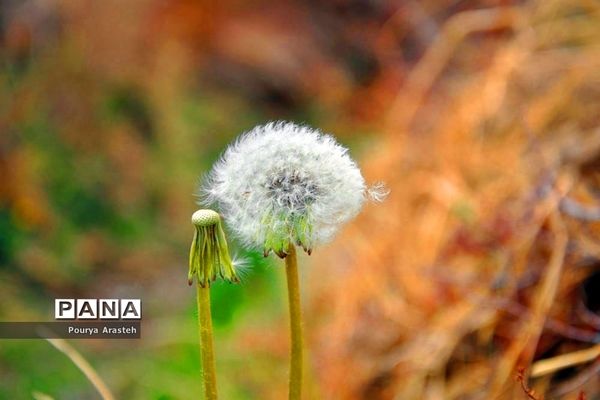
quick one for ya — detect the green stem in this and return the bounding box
[285,244,303,400]
[197,284,218,400]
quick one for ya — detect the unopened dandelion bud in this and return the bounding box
[188,209,239,287]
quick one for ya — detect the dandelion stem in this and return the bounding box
[197,283,218,400]
[285,244,303,400]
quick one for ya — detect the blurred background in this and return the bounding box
[1,0,599,399]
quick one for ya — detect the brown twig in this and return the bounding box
[531,343,600,378]
[490,209,569,395]
[560,197,600,222]
[552,357,600,398]
[517,367,541,400]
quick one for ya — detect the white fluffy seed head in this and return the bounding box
[200,121,386,256]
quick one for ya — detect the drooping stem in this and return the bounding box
[285,244,303,400]
[197,283,218,400]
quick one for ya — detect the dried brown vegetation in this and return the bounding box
[310,2,600,399]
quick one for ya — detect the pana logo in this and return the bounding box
[55,299,142,320]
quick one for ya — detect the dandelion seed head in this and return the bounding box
[201,121,384,256]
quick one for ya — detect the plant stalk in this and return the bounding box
[285,244,303,400]
[197,284,218,400]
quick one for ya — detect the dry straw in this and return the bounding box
[310,2,600,399]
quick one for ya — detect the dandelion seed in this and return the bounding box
[201,121,387,257]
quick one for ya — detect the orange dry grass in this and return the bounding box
[310,2,600,399]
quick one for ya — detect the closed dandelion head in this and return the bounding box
[202,121,387,257]
[189,209,240,287]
